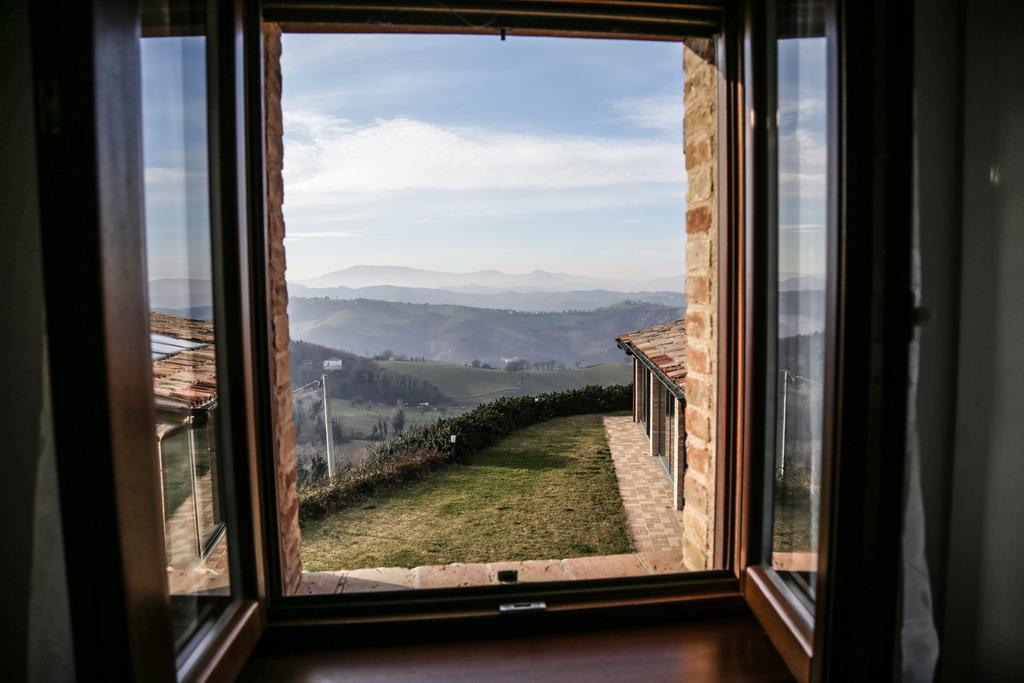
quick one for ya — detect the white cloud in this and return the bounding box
[283,112,685,198]
[285,230,362,242]
[609,94,683,131]
[278,109,689,281]
[143,167,208,197]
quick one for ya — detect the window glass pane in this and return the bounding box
[275,34,719,592]
[140,0,231,649]
[770,0,828,602]
[161,428,199,568]
[193,412,223,553]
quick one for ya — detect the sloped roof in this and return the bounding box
[150,311,215,345]
[616,319,687,394]
[151,312,218,413]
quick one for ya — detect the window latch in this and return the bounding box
[499,601,547,614]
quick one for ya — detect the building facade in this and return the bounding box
[617,320,688,510]
[150,312,227,585]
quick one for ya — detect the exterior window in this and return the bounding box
[665,390,676,481]
[141,0,231,648]
[643,370,652,435]
[768,0,829,603]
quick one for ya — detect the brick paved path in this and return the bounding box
[602,415,685,554]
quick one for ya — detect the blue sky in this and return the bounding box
[777,37,828,278]
[279,34,688,282]
[141,36,212,283]
[138,34,827,288]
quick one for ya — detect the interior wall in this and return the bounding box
[914,0,1024,679]
[0,0,73,679]
[938,0,1024,679]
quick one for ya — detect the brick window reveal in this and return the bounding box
[264,22,303,594]
[681,37,718,571]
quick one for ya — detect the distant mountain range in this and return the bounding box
[779,273,827,291]
[294,265,685,294]
[288,297,684,366]
[150,265,824,347]
[148,278,212,311]
[288,283,685,312]
[151,265,687,317]
[779,289,826,337]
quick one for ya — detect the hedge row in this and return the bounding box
[298,384,631,522]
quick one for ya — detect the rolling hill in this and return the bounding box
[288,297,683,367]
[287,282,685,312]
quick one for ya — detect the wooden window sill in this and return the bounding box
[239,613,792,682]
[743,566,813,683]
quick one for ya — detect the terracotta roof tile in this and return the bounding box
[151,313,218,412]
[616,320,687,393]
[150,311,215,345]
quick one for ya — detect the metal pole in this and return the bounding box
[321,374,335,477]
[779,369,789,477]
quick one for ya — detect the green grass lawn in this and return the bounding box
[771,480,815,554]
[300,412,631,571]
[376,360,631,402]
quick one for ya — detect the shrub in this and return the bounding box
[298,384,631,522]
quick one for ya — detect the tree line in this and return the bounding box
[290,339,445,406]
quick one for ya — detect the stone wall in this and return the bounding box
[680,37,718,571]
[264,22,303,594]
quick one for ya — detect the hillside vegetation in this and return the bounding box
[377,360,631,402]
[289,282,685,312]
[290,339,445,406]
[288,297,682,366]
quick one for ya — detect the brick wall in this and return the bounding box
[264,22,303,594]
[680,37,718,571]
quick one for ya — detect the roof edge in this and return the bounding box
[618,339,686,402]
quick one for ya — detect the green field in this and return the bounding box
[300,413,632,570]
[376,361,631,403]
[329,398,469,435]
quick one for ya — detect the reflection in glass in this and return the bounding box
[141,0,230,649]
[770,1,828,601]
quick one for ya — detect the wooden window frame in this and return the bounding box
[30,0,912,680]
[31,0,266,680]
[252,0,744,624]
[735,1,914,682]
